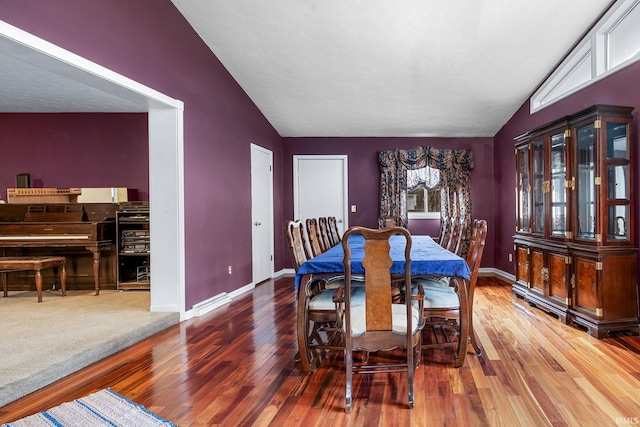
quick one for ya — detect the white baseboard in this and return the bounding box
[479,267,515,282]
[187,281,257,319]
[273,269,288,278]
[190,292,233,317]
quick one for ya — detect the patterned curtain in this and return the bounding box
[379,146,474,256]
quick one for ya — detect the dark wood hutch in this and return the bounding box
[513,104,639,338]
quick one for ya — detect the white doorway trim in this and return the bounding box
[0,21,186,319]
[250,143,274,285]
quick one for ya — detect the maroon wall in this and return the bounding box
[283,137,496,268]
[494,59,640,276]
[0,0,285,308]
[0,113,149,200]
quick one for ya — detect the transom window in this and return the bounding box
[531,0,640,112]
[407,167,441,219]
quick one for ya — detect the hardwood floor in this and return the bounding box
[1,275,639,426]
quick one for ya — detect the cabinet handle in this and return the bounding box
[541,267,549,281]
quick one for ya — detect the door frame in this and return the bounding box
[251,143,274,284]
[1,22,186,319]
[293,155,349,232]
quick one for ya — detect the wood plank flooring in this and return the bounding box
[1,275,639,426]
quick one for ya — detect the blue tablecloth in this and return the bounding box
[295,235,470,291]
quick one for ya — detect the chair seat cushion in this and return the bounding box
[349,304,421,336]
[411,275,451,288]
[421,284,459,309]
[309,285,365,311]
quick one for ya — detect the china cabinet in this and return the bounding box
[513,104,639,338]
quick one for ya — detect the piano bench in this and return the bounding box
[0,256,67,303]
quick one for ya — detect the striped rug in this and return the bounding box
[1,388,176,426]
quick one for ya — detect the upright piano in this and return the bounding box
[0,203,116,294]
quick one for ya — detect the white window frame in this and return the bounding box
[531,0,640,113]
[408,185,441,219]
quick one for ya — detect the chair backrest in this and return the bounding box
[285,220,311,271]
[439,216,453,248]
[318,217,333,250]
[466,219,488,296]
[327,216,341,246]
[305,218,326,256]
[342,226,413,348]
[445,217,464,255]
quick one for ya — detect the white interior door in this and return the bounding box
[293,155,348,236]
[251,144,274,284]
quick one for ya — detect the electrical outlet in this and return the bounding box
[508,253,513,262]
[228,265,232,275]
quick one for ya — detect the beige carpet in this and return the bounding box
[0,288,179,408]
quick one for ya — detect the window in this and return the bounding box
[531,0,640,112]
[407,167,441,219]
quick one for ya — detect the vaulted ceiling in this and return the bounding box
[0,1,614,137]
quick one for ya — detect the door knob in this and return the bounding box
[254,221,262,226]
[338,219,343,223]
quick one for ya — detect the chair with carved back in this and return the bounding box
[334,226,424,411]
[318,217,333,250]
[414,219,487,367]
[327,216,341,246]
[286,220,342,373]
[445,217,464,255]
[438,216,453,248]
[306,218,326,257]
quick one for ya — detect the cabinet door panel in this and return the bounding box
[516,246,529,284]
[530,249,545,293]
[548,252,568,303]
[574,257,598,314]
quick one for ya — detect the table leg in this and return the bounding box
[35,268,43,303]
[454,276,469,368]
[61,260,67,297]
[91,250,101,296]
[2,272,7,297]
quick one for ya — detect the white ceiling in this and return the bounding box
[0,1,613,137]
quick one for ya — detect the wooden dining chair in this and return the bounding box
[305,218,326,256]
[438,216,453,248]
[286,220,342,373]
[327,216,341,246]
[445,217,464,255]
[318,217,333,250]
[334,225,424,411]
[415,219,487,367]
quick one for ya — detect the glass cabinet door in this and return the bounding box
[550,132,567,238]
[606,121,630,241]
[531,139,545,235]
[576,124,596,240]
[516,145,530,233]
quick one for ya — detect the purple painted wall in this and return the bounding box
[4,1,637,311]
[283,137,496,268]
[0,1,285,308]
[494,59,640,276]
[0,113,149,199]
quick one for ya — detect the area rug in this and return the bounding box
[1,388,176,427]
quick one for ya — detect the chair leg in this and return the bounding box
[407,346,415,409]
[345,348,353,412]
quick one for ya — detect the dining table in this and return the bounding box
[295,234,471,372]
